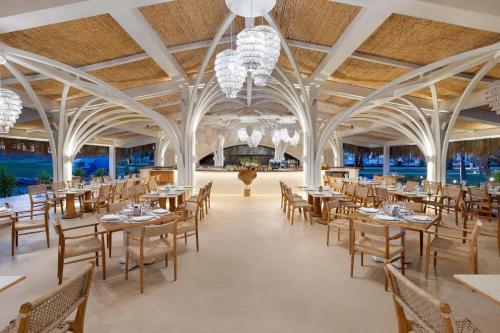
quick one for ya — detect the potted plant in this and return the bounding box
[0,165,16,198]
[38,170,51,185]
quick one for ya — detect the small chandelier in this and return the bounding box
[0,56,23,134]
[214,49,246,98]
[238,126,262,147]
[273,128,300,146]
[486,80,500,115]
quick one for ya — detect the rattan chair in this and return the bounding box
[440,185,464,225]
[49,182,66,214]
[125,220,177,293]
[174,201,200,251]
[53,219,106,284]
[81,184,112,215]
[385,264,481,333]
[1,262,95,333]
[467,186,493,223]
[405,181,419,192]
[424,220,482,279]
[11,202,51,256]
[326,200,351,246]
[374,186,389,207]
[27,184,48,214]
[350,217,406,290]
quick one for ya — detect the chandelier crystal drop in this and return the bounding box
[236,27,267,74]
[0,88,23,133]
[214,49,246,98]
[486,80,500,115]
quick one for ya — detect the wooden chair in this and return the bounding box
[174,201,200,251]
[133,183,147,203]
[424,220,482,279]
[374,186,389,207]
[356,185,375,207]
[102,175,112,183]
[120,186,135,202]
[91,176,102,183]
[282,184,304,215]
[81,184,112,215]
[350,218,405,290]
[1,262,95,333]
[11,202,52,256]
[440,185,464,225]
[385,264,480,333]
[104,202,129,258]
[125,220,177,294]
[404,180,419,192]
[49,181,66,213]
[53,218,106,284]
[326,200,351,246]
[27,184,48,214]
[467,186,493,223]
[112,182,126,202]
[285,187,312,225]
[423,180,441,214]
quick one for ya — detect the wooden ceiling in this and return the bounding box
[319,94,357,107]
[357,14,500,66]
[140,92,181,108]
[278,47,325,76]
[0,14,143,67]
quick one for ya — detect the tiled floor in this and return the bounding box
[0,194,499,332]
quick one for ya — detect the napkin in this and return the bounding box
[374,214,400,221]
[407,215,432,222]
[152,208,169,215]
[130,215,154,222]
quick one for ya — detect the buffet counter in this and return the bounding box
[195,169,303,195]
[140,167,175,184]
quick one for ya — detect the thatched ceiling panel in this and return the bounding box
[277,47,325,76]
[411,78,488,100]
[0,14,143,67]
[140,92,181,108]
[156,104,181,115]
[141,0,244,47]
[358,14,500,65]
[319,94,357,107]
[8,79,86,100]
[173,45,226,75]
[89,58,170,91]
[271,0,359,46]
[454,119,497,131]
[329,58,410,89]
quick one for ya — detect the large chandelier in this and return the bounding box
[0,56,23,134]
[272,128,300,146]
[214,49,246,98]
[486,80,500,115]
[236,27,267,74]
[238,126,262,147]
[251,25,280,86]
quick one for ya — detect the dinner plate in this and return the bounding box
[130,215,154,222]
[101,214,120,222]
[152,208,170,215]
[374,214,400,221]
[407,215,432,223]
[360,207,378,213]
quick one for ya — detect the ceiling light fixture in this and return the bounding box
[486,80,500,115]
[0,55,23,133]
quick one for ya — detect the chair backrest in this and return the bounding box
[92,176,102,183]
[375,187,389,201]
[102,175,112,183]
[107,202,128,213]
[184,201,199,214]
[424,181,441,194]
[98,184,112,198]
[469,220,482,251]
[134,184,146,196]
[67,180,80,188]
[121,187,135,201]
[352,219,388,238]
[12,262,95,333]
[345,182,356,196]
[51,182,66,192]
[405,181,419,191]
[373,175,384,183]
[385,264,455,333]
[356,185,369,200]
[142,220,177,238]
[442,185,461,199]
[28,184,47,196]
[467,186,489,203]
[147,180,158,193]
[397,201,424,213]
[384,177,397,186]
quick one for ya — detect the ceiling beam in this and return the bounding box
[332,0,500,33]
[310,7,392,84]
[109,6,189,82]
[457,108,500,126]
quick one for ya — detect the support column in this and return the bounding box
[213,134,225,167]
[109,146,116,179]
[304,91,320,185]
[333,139,344,167]
[383,145,390,175]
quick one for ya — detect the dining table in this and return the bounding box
[355,206,440,256]
[453,274,500,305]
[55,188,92,219]
[297,186,347,224]
[99,209,178,270]
[144,186,191,211]
[0,275,25,293]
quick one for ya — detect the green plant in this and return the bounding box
[73,166,84,178]
[94,168,108,177]
[494,171,500,182]
[38,170,51,184]
[0,165,16,198]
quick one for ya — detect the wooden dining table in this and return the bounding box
[56,189,92,219]
[297,186,347,224]
[144,186,190,211]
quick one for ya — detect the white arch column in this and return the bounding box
[213,134,225,167]
[303,95,320,185]
[383,145,390,176]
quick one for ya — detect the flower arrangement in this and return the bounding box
[240,157,260,170]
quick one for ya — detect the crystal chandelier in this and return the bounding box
[0,56,23,134]
[272,128,300,146]
[214,49,246,98]
[251,25,280,86]
[486,80,500,115]
[237,126,262,147]
[236,27,266,74]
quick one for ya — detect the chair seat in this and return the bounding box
[452,317,482,333]
[128,238,172,259]
[177,221,195,234]
[355,237,404,258]
[1,320,70,333]
[429,237,470,259]
[62,236,102,258]
[15,219,46,231]
[328,218,349,230]
[293,201,311,208]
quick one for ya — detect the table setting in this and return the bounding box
[358,202,434,226]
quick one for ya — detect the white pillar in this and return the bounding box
[213,134,225,167]
[109,146,116,179]
[333,139,344,167]
[383,145,390,175]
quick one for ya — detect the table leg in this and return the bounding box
[320,197,330,225]
[312,197,322,217]
[62,194,78,219]
[169,197,176,211]
[419,231,423,256]
[82,190,94,213]
[159,198,167,209]
[178,193,185,206]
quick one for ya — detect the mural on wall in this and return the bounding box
[115,143,155,177]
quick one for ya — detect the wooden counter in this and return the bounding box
[140,168,174,185]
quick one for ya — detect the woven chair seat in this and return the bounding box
[49,196,65,202]
[128,238,172,259]
[293,201,311,208]
[1,320,70,333]
[292,197,305,202]
[177,221,195,234]
[355,237,404,258]
[410,317,481,333]
[62,236,102,258]
[15,219,46,231]
[328,218,350,230]
[429,237,470,259]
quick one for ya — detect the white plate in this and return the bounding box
[152,208,170,215]
[360,207,378,213]
[0,206,8,212]
[374,214,400,221]
[101,214,120,222]
[407,215,432,222]
[130,215,154,222]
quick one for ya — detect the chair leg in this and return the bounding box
[326,225,330,246]
[95,252,99,267]
[360,253,364,266]
[173,251,177,281]
[101,243,106,281]
[125,251,129,280]
[11,230,15,256]
[401,252,405,275]
[337,229,341,241]
[165,254,168,267]
[433,252,437,268]
[424,238,431,280]
[45,227,50,248]
[184,233,187,245]
[291,208,295,225]
[350,250,355,278]
[196,230,199,252]
[108,233,112,258]
[140,257,144,294]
